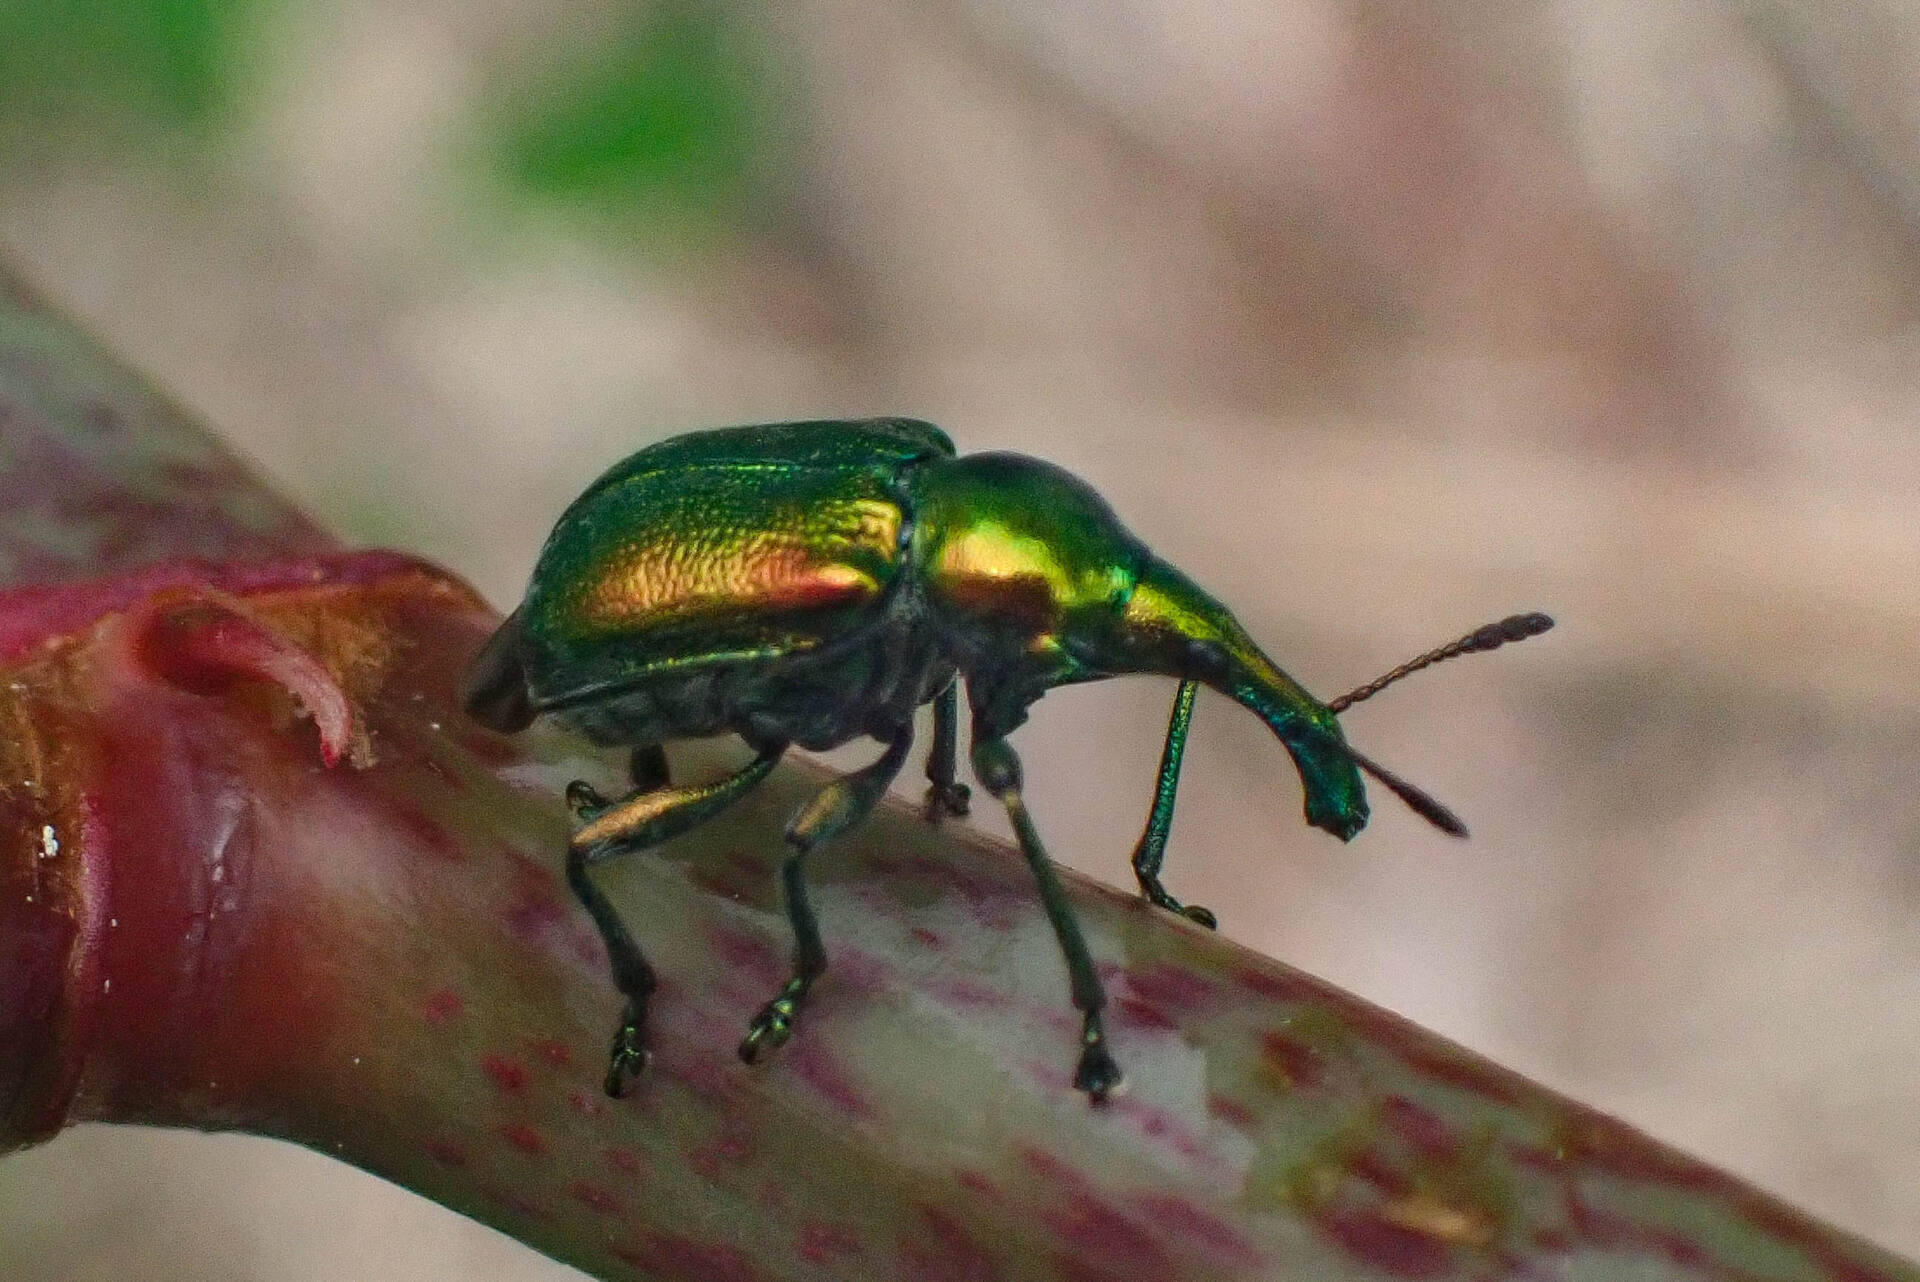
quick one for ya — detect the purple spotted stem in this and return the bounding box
[0,270,1912,1281]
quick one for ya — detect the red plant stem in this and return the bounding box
[1,268,1915,1280]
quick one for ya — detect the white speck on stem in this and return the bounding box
[38,825,59,860]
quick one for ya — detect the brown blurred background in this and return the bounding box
[2,0,1918,1276]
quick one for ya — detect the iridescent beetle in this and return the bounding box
[462,418,1550,1101]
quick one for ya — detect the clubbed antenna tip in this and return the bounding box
[1330,612,1554,714]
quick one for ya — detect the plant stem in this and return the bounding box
[0,266,1913,1281]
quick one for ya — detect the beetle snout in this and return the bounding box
[1306,791,1368,842]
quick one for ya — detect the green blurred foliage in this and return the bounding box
[483,0,787,238]
[0,0,263,153]
[0,0,789,245]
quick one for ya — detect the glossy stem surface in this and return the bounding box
[1,268,1915,1282]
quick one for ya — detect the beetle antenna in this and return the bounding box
[1344,742,1469,838]
[1289,718,1471,837]
[1329,612,1553,714]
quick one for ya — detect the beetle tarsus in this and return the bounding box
[605,1006,651,1097]
[923,780,971,822]
[1075,1016,1123,1103]
[1137,876,1218,930]
[565,779,610,821]
[738,981,807,1063]
[1180,903,1218,929]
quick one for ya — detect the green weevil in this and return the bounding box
[462,417,1551,1101]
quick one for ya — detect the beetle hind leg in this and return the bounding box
[567,742,786,1095]
[740,730,913,1064]
[972,734,1123,1103]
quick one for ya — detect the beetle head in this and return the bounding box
[1096,556,1373,840]
[1102,557,1477,838]
[914,453,1380,840]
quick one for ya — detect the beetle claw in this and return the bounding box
[1138,878,1219,930]
[923,781,972,823]
[566,779,609,821]
[604,1008,650,1098]
[1179,903,1219,929]
[738,995,799,1063]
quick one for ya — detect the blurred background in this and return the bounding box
[2,0,1918,1276]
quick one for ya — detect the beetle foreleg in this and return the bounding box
[568,742,786,1096]
[971,735,1123,1103]
[740,730,913,1064]
[1129,680,1217,929]
[923,680,971,821]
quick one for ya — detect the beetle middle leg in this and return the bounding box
[971,734,1123,1103]
[740,729,913,1064]
[923,679,971,821]
[568,740,787,1096]
[1129,679,1217,928]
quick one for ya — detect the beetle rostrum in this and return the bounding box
[462,417,1552,1102]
